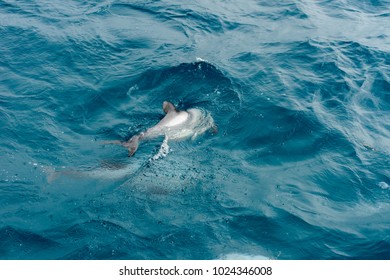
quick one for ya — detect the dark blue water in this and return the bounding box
[1,0,389,260]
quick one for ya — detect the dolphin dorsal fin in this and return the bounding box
[163,101,177,114]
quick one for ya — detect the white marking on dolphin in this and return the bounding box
[108,101,217,157]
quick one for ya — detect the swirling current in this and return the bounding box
[0,0,389,259]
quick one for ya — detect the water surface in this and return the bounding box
[0,0,389,259]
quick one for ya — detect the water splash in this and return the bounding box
[151,135,170,161]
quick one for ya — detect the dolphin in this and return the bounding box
[44,102,216,184]
[107,101,217,157]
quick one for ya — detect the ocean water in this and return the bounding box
[0,0,389,260]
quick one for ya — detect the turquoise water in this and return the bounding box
[1,0,389,259]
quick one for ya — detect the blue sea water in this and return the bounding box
[0,0,389,260]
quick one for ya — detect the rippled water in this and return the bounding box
[1,0,389,259]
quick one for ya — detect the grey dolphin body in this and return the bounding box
[112,101,216,157]
[45,101,216,183]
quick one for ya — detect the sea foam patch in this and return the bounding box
[378,181,389,190]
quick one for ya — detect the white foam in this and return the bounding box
[151,136,170,161]
[126,84,138,96]
[378,181,389,190]
[196,57,208,62]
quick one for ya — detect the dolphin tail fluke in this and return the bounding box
[124,135,141,157]
[42,166,60,184]
[102,138,140,157]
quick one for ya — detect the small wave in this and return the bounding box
[219,253,271,260]
[0,226,58,259]
[196,57,208,62]
[378,182,390,190]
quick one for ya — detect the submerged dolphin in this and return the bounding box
[108,101,217,157]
